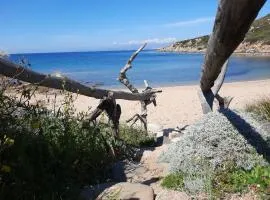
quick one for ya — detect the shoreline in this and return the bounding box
[103,77,270,91]
[32,78,270,130]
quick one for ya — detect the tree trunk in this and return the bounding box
[200,0,266,93]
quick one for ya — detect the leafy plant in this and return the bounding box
[213,165,270,198]
[161,173,184,190]
[0,81,151,200]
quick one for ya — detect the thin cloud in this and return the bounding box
[165,17,214,27]
[113,37,177,45]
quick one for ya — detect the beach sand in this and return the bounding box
[48,79,270,130]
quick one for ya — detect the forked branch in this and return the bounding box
[118,43,160,131]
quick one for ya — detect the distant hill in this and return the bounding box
[159,14,270,54]
[0,51,8,58]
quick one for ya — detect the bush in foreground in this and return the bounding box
[0,85,152,200]
[159,110,270,198]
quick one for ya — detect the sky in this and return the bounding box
[1,0,270,53]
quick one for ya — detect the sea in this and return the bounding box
[10,50,270,88]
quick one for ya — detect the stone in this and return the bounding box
[148,123,163,134]
[155,131,164,138]
[97,182,154,200]
[80,182,115,200]
[168,131,181,140]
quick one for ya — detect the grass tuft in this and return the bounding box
[245,98,270,121]
[161,173,184,191]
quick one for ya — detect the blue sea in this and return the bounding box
[10,50,270,88]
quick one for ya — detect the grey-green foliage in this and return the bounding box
[159,111,270,193]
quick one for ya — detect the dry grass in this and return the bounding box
[245,97,270,121]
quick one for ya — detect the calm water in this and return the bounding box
[10,50,270,88]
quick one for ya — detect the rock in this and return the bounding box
[97,182,154,200]
[80,182,115,200]
[168,131,181,140]
[141,150,153,160]
[148,123,163,134]
[155,131,164,138]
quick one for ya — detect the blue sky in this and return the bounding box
[1,0,270,53]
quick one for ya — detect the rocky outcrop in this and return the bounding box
[159,13,270,55]
[234,41,270,54]
[159,40,270,55]
[159,35,209,53]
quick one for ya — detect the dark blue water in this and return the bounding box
[10,50,270,88]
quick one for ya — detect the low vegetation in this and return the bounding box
[160,110,270,198]
[245,14,270,45]
[0,81,153,200]
[161,13,270,51]
[246,97,270,121]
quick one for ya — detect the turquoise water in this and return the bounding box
[10,50,270,88]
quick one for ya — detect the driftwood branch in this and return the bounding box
[199,60,234,113]
[118,43,159,131]
[88,92,121,137]
[0,57,161,101]
[199,0,266,113]
[118,43,147,93]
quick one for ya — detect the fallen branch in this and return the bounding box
[118,43,159,131]
[0,57,161,101]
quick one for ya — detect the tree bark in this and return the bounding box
[0,57,161,101]
[200,0,266,93]
[199,0,266,113]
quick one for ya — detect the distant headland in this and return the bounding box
[158,14,270,55]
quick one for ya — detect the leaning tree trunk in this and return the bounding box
[199,0,266,113]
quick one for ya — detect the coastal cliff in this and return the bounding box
[159,14,270,54]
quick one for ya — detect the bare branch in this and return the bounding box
[118,43,147,93]
[126,43,147,67]
[0,57,161,101]
[118,44,159,131]
[212,60,229,96]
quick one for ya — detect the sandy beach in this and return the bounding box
[48,79,270,130]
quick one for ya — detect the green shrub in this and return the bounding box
[119,125,155,147]
[161,173,184,190]
[162,165,270,199]
[213,165,270,198]
[0,84,150,200]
